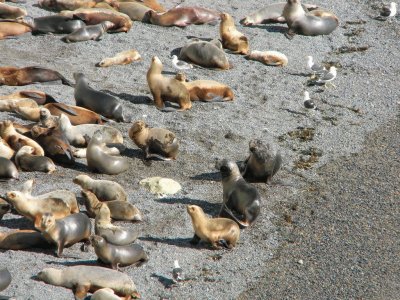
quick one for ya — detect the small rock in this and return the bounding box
[298,259,304,265]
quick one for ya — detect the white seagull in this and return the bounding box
[303,91,317,110]
[172,55,193,70]
[381,2,397,17]
[315,66,337,88]
[307,56,326,78]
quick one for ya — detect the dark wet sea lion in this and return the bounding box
[0,230,51,250]
[0,268,11,293]
[0,66,72,86]
[0,157,18,179]
[14,145,56,173]
[62,20,114,42]
[26,15,86,34]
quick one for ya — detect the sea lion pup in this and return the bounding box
[129,120,179,160]
[0,120,45,155]
[0,268,11,293]
[14,145,56,173]
[215,159,261,228]
[24,15,86,34]
[0,230,51,250]
[82,190,142,222]
[144,6,220,27]
[0,157,18,179]
[46,103,105,125]
[59,8,133,33]
[0,137,14,159]
[36,266,140,300]
[0,2,27,19]
[35,212,91,257]
[59,114,123,147]
[0,20,31,39]
[179,39,230,70]
[0,197,11,220]
[91,235,148,270]
[73,174,127,201]
[240,2,318,25]
[74,73,125,122]
[62,20,114,42]
[246,50,288,67]
[187,205,240,249]
[97,49,141,67]
[220,13,249,55]
[31,125,75,165]
[116,1,153,22]
[95,204,139,245]
[39,107,59,128]
[175,72,234,102]
[86,131,128,175]
[146,56,191,112]
[0,66,72,86]
[240,139,282,183]
[91,288,121,300]
[282,0,339,39]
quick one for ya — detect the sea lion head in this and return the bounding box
[129,120,147,138]
[38,213,55,231]
[73,174,90,185]
[215,159,241,178]
[36,268,62,284]
[90,235,106,247]
[73,72,85,82]
[40,107,51,119]
[5,191,22,203]
[174,72,187,82]
[17,145,35,156]
[187,204,202,216]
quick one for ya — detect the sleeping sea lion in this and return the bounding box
[0,230,51,250]
[0,66,72,86]
[14,145,56,173]
[62,20,114,42]
[73,174,127,201]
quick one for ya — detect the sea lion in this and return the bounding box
[13,105,41,121]
[0,2,27,19]
[82,189,142,222]
[146,56,191,111]
[30,125,75,165]
[59,8,133,33]
[220,13,249,55]
[0,120,45,155]
[145,6,220,27]
[0,268,11,293]
[240,139,282,183]
[0,20,31,39]
[74,73,125,122]
[179,39,230,70]
[129,0,165,12]
[73,174,127,201]
[215,159,261,228]
[129,120,179,160]
[240,2,319,25]
[0,230,51,250]
[0,197,10,220]
[24,15,86,34]
[246,50,288,67]
[95,204,139,245]
[175,72,234,101]
[62,20,114,42]
[91,288,121,300]
[97,49,141,67]
[39,107,59,128]
[0,157,18,179]
[46,103,105,125]
[91,235,148,270]
[72,142,120,158]
[59,114,123,147]
[86,130,128,174]
[0,89,58,104]
[282,0,339,39]
[117,1,152,21]
[0,98,38,112]
[36,212,92,257]
[11,122,34,135]
[0,137,14,159]
[36,266,140,300]
[187,205,240,249]
[0,66,72,86]
[37,0,116,11]
[14,145,56,173]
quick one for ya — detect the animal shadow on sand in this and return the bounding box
[155,197,220,215]
[190,171,221,182]
[139,236,193,249]
[0,215,34,230]
[264,25,288,33]
[101,90,153,106]
[45,260,100,267]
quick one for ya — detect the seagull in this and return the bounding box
[172,260,184,282]
[303,91,317,110]
[172,55,193,70]
[381,2,397,17]
[314,66,337,88]
[307,56,326,78]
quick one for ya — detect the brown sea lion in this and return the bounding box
[0,20,31,39]
[0,137,14,159]
[116,1,152,21]
[0,2,27,19]
[20,15,86,34]
[14,145,56,173]
[0,197,11,220]
[62,20,114,42]
[37,0,117,12]
[46,103,105,125]
[129,120,179,160]
[246,50,288,67]
[282,0,339,39]
[36,266,140,300]
[175,72,234,102]
[82,190,142,222]
[0,66,72,86]
[0,120,45,155]
[220,13,249,55]
[35,212,92,257]
[91,235,148,270]
[0,89,58,104]
[147,56,191,112]
[73,174,127,201]
[132,0,164,12]
[187,205,240,249]
[97,49,141,67]
[145,6,220,27]
[0,230,51,250]
[0,98,38,112]
[215,159,261,228]
[0,157,18,179]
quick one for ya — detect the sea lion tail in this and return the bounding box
[58,74,74,87]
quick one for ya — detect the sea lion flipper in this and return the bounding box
[190,234,200,245]
[73,283,90,300]
[52,103,78,116]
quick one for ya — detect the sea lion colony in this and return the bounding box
[0,0,391,298]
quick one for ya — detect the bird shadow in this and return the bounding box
[139,236,194,249]
[190,171,221,182]
[155,197,221,215]
[0,215,34,230]
[150,273,176,289]
[103,90,153,106]
[264,25,288,33]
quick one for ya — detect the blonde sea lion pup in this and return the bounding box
[95,204,139,245]
[187,205,240,249]
[246,50,288,67]
[73,174,127,201]
[0,2,27,19]
[175,72,234,102]
[98,49,141,67]
[139,177,181,198]
[36,266,140,300]
[15,145,56,173]
[0,137,14,159]
[220,13,249,55]
[147,56,192,112]
[0,98,38,112]
[129,120,179,160]
[35,212,92,257]
[82,189,142,221]
[0,120,44,155]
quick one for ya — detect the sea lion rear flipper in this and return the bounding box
[205,94,224,102]
[159,106,178,112]
[220,204,248,229]
[52,103,78,116]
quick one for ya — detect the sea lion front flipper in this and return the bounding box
[190,234,201,245]
[285,29,296,40]
[73,283,90,300]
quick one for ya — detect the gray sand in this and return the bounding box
[0,0,399,299]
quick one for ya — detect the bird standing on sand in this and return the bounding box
[375,2,397,21]
[314,66,337,88]
[307,56,325,78]
[303,91,317,110]
[172,55,193,70]
[172,260,184,283]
